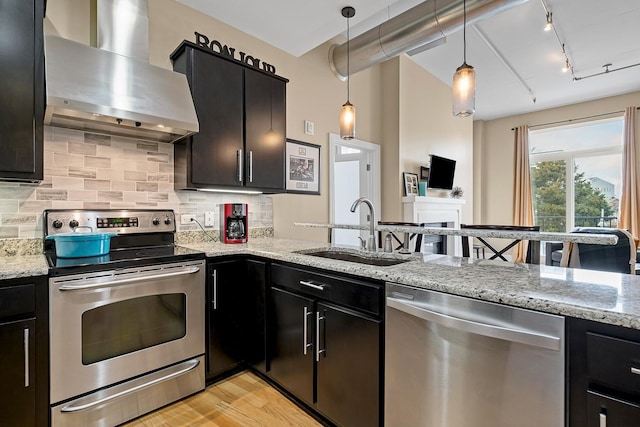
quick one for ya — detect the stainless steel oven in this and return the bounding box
[44,209,206,427]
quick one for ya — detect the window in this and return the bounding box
[529,117,623,232]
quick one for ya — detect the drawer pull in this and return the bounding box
[600,412,606,427]
[632,367,640,375]
[299,280,325,290]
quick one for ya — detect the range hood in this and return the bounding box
[44,0,199,143]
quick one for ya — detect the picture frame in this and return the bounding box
[420,166,430,181]
[403,172,419,196]
[286,139,321,195]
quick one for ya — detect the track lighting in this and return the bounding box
[562,58,570,73]
[544,12,552,31]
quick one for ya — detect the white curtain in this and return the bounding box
[619,107,640,241]
[512,125,534,263]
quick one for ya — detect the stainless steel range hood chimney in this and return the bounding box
[44,0,199,143]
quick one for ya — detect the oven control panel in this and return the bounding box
[44,209,175,235]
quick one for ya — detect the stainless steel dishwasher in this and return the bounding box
[385,283,565,427]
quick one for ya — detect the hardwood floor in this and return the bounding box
[121,371,323,427]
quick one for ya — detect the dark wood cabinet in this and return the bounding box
[268,263,383,427]
[244,69,286,190]
[206,258,266,381]
[270,287,315,405]
[172,42,287,192]
[0,277,47,427]
[568,317,640,427]
[0,0,44,182]
[316,302,380,427]
[587,391,640,427]
[0,319,36,427]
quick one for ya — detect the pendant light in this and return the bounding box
[340,6,356,139]
[452,0,475,117]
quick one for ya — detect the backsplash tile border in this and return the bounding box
[0,126,274,240]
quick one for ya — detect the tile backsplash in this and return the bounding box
[0,126,273,239]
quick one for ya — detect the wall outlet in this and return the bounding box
[204,211,215,227]
[181,214,194,225]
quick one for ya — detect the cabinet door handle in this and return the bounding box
[24,327,29,388]
[249,151,253,183]
[237,149,243,182]
[303,306,313,355]
[316,311,325,362]
[299,280,325,290]
[632,367,640,375]
[600,412,606,427]
[212,269,218,310]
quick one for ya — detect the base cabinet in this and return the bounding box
[0,319,36,427]
[0,277,47,427]
[270,288,314,405]
[587,391,640,427]
[569,317,640,427]
[268,263,383,427]
[206,258,266,381]
[315,302,380,427]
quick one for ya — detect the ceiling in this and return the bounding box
[178,0,640,120]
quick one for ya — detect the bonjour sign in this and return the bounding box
[194,32,277,75]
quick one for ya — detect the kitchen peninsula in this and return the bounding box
[2,235,640,426]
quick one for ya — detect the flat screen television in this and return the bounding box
[427,155,456,190]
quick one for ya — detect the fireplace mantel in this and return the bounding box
[402,196,466,255]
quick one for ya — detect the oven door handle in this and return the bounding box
[58,265,201,291]
[60,358,200,413]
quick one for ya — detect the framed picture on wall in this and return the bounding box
[403,172,419,196]
[286,139,321,195]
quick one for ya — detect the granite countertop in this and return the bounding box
[294,222,619,244]
[182,237,640,330]
[2,236,638,331]
[0,254,49,280]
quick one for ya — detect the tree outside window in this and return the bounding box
[529,117,623,233]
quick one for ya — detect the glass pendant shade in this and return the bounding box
[452,63,475,117]
[340,101,356,139]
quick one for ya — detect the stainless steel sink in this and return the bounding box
[301,250,410,266]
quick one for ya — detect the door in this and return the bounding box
[316,302,381,427]
[269,287,314,405]
[0,0,43,181]
[329,134,381,247]
[207,260,247,379]
[189,49,244,187]
[0,319,35,427]
[245,69,286,190]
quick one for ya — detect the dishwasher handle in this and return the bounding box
[386,297,561,351]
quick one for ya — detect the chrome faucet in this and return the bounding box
[350,197,376,252]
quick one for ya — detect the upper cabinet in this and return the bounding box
[171,42,287,192]
[0,0,45,182]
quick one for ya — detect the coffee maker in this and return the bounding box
[220,203,248,243]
